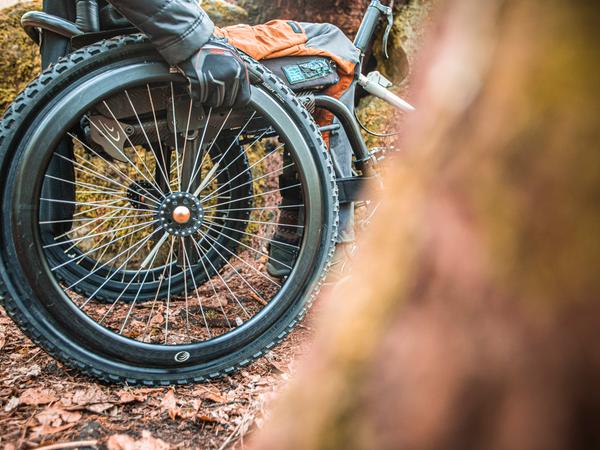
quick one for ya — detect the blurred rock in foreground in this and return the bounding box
[251,0,600,449]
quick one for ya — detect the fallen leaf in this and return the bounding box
[19,388,57,406]
[36,407,82,427]
[72,387,108,406]
[249,291,267,306]
[149,313,164,327]
[107,430,170,450]
[178,399,201,420]
[192,388,227,404]
[30,422,78,438]
[117,390,148,404]
[86,403,114,414]
[160,390,179,420]
[196,414,221,424]
[23,364,42,378]
[0,388,12,397]
[4,396,19,412]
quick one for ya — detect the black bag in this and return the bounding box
[262,56,340,92]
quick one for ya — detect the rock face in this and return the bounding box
[201,0,248,27]
[238,0,370,36]
[0,1,40,114]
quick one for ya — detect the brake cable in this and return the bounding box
[354,108,403,137]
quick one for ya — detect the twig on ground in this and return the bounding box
[32,440,98,450]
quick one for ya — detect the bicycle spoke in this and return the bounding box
[170,82,182,192]
[191,114,262,198]
[51,207,123,241]
[46,216,151,250]
[124,89,172,193]
[90,214,134,272]
[164,236,176,344]
[190,236,232,330]
[189,235,250,319]
[203,160,296,205]
[94,102,165,196]
[202,183,302,212]
[178,238,191,339]
[146,84,171,192]
[118,240,163,335]
[40,213,153,225]
[196,227,281,288]
[41,197,152,214]
[180,240,212,339]
[193,231,269,307]
[184,107,212,192]
[201,219,294,270]
[198,135,281,201]
[87,229,163,314]
[51,221,157,272]
[44,173,123,196]
[211,204,304,214]
[187,108,234,192]
[203,218,301,250]
[142,239,175,342]
[66,133,163,204]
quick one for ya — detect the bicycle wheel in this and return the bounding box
[0,35,338,384]
[43,137,254,303]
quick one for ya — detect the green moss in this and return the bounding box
[0,1,41,114]
[201,0,248,27]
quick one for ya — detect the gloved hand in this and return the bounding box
[177,40,251,109]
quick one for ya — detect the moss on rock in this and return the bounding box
[0,1,41,114]
[201,0,248,27]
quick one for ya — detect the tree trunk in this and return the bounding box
[251,0,600,449]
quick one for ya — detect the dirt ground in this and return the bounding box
[0,297,323,449]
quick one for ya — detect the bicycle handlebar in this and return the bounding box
[354,0,394,56]
[358,72,415,112]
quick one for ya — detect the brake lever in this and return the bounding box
[382,10,394,59]
[373,1,395,59]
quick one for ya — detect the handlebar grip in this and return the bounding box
[358,74,416,113]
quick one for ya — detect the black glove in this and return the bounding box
[177,40,251,109]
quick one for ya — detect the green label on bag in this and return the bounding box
[283,60,334,85]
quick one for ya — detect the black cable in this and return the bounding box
[354,109,403,138]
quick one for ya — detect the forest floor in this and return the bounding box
[0,297,324,450]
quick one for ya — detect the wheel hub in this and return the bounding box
[158,192,204,237]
